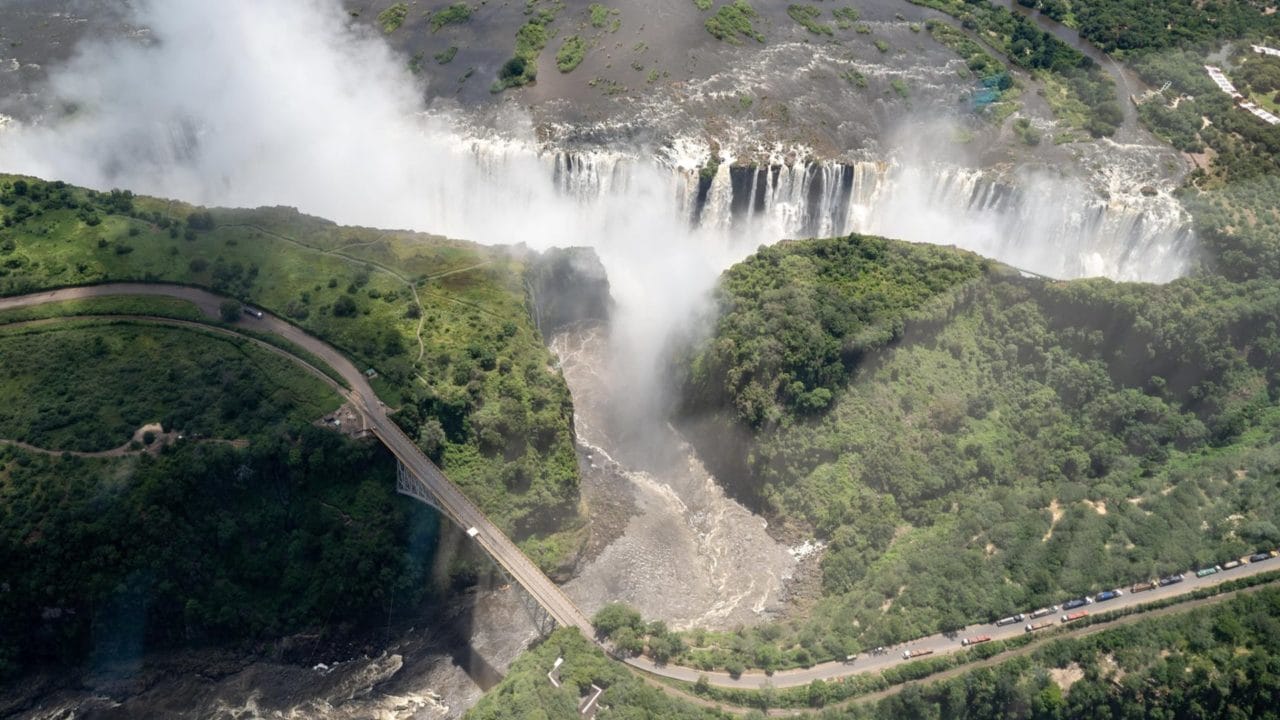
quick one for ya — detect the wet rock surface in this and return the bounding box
[2,580,542,720]
[552,323,803,631]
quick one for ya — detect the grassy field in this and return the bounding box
[0,174,583,570]
[0,322,339,452]
[0,295,204,323]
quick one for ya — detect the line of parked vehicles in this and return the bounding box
[934,550,1280,653]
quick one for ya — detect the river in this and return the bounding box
[552,323,811,631]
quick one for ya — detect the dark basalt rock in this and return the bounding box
[525,246,612,336]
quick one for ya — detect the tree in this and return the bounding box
[593,602,644,639]
[499,56,527,82]
[219,300,242,322]
[808,678,830,708]
[332,295,358,318]
[186,210,215,231]
[417,418,447,462]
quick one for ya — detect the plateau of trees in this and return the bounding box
[680,235,988,427]
[0,324,337,452]
[1069,0,1280,54]
[675,233,1280,673]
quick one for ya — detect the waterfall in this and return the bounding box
[524,145,1194,282]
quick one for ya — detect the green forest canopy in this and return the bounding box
[0,174,583,571]
[677,233,1280,672]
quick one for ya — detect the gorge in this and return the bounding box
[0,0,1249,717]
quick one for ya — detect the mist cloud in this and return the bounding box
[0,0,747,401]
[0,0,1195,400]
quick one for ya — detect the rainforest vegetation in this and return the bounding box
[0,174,583,571]
[677,232,1280,672]
[909,0,1123,136]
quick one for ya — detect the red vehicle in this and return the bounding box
[1061,611,1088,623]
[902,648,935,660]
[1024,622,1053,633]
[960,635,991,647]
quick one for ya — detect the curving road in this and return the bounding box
[628,557,1280,689]
[0,283,595,639]
[5,283,1278,695]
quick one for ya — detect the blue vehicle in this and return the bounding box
[1158,574,1185,587]
[1096,589,1123,602]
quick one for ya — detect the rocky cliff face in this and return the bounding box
[525,247,612,337]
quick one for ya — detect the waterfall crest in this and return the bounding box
[495,143,1194,282]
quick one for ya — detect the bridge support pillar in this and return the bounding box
[514,584,558,638]
[396,459,442,513]
[395,457,566,639]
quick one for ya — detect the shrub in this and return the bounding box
[429,3,471,32]
[556,35,587,73]
[377,2,408,33]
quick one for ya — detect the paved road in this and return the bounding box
[0,283,595,638]
[6,283,1275,693]
[628,557,1280,689]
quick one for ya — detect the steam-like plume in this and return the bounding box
[0,0,744,402]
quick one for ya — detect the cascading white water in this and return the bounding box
[520,145,1194,282]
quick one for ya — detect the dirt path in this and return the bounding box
[219,223,436,362]
[0,422,175,458]
[0,429,248,460]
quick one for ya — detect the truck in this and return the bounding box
[1095,589,1123,602]
[902,648,934,660]
[1062,597,1093,610]
[1029,606,1059,619]
[1250,552,1272,563]
[1158,573,1185,587]
[1222,560,1242,570]
[1061,611,1088,623]
[1195,566,1221,578]
[994,613,1025,627]
[243,306,265,319]
[1025,621,1053,633]
[960,635,991,647]
[1131,581,1157,593]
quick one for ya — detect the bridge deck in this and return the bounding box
[373,416,595,637]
